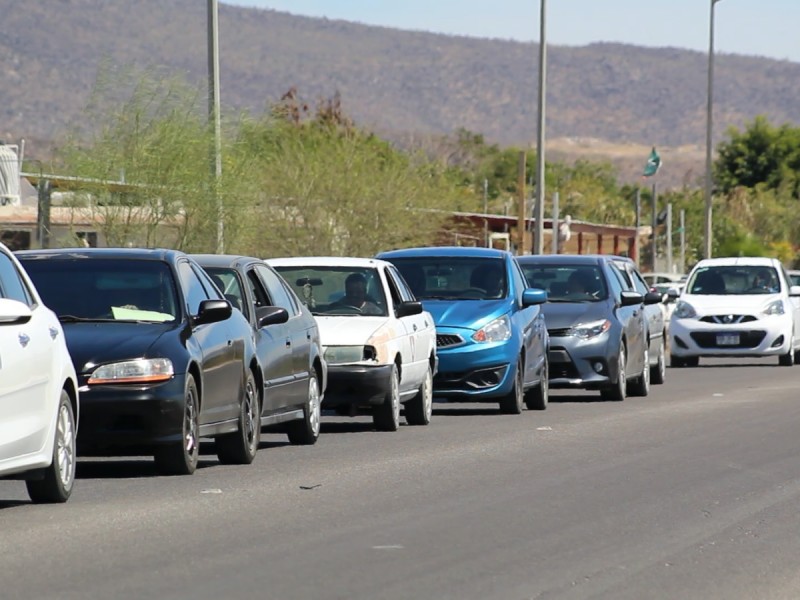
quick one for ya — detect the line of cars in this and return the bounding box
[1,243,671,503]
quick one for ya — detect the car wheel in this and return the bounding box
[217,370,260,464]
[628,345,650,397]
[155,376,200,475]
[499,357,524,414]
[405,363,433,426]
[26,390,76,504]
[779,335,794,366]
[600,344,626,401]
[287,372,322,444]
[524,357,548,411]
[651,336,666,384]
[373,364,400,431]
[670,353,686,368]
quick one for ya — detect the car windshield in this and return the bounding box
[273,265,388,316]
[384,257,507,301]
[20,258,179,322]
[519,264,608,302]
[687,265,781,295]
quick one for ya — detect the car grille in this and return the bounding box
[437,334,464,348]
[548,348,580,379]
[690,331,766,349]
[547,328,572,337]
[699,315,757,324]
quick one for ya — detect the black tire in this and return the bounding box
[600,344,626,401]
[405,363,433,425]
[524,357,549,410]
[627,345,650,397]
[26,390,76,504]
[217,370,260,464]
[287,372,322,444]
[779,337,794,366]
[670,353,686,368]
[373,364,400,431]
[684,356,699,367]
[155,376,200,475]
[651,336,666,384]
[499,358,524,414]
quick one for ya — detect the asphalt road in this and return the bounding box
[4,358,800,600]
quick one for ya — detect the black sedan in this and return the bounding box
[17,248,262,475]
[192,254,327,445]
[517,254,659,400]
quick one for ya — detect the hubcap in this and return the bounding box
[391,371,400,422]
[56,402,75,488]
[618,347,626,391]
[309,377,321,436]
[423,369,433,420]
[185,391,198,456]
[642,348,649,388]
[244,378,258,449]
[516,361,523,407]
[542,360,549,404]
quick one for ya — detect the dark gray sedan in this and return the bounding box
[193,255,327,445]
[517,254,659,400]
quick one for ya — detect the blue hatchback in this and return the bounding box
[377,247,549,413]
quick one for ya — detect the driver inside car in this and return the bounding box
[331,273,383,314]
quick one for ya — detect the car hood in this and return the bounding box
[540,301,611,329]
[315,316,391,346]
[422,298,512,330]
[680,293,781,315]
[63,321,175,374]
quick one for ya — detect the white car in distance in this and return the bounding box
[669,257,800,367]
[267,257,437,431]
[0,243,79,503]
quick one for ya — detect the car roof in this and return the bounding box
[516,254,606,266]
[190,254,266,270]
[16,247,182,261]
[266,256,391,269]
[377,246,509,259]
[692,257,779,269]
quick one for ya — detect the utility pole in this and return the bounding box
[533,0,547,254]
[680,209,686,273]
[551,191,559,255]
[704,0,723,259]
[666,203,673,274]
[207,0,224,253]
[634,188,641,268]
[651,182,658,272]
[483,178,489,247]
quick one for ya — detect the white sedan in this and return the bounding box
[669,257,800,367]
[0,243,79,503]
[267,257,437,431]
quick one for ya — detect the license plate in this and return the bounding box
[717,333,740,346]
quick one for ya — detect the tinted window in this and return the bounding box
[21,257,179,321]
[256,265,299,316]
[204,267,248,319]
[179,261,211,315]
[385,257,507,301]
[388,266,415,303]
[519,263,608,302]
[0,252,33,306]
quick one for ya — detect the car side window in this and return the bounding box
[387,266,415,303]
[384,268,405,311]
[511,260,527,303]
[630,269,650,295]
[606,263,626,299]
[0,252,34,306]
[178,261,211,315]
[255,264,298,316]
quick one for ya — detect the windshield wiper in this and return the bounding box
[417,295,453,300]
[58,315,118,323]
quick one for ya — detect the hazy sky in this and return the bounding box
[225,0,800,63]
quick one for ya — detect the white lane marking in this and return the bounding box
[537,426,553,431]
[201,489,223,494]
[372,545,404,550]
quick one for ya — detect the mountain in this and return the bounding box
[2,0,799,186]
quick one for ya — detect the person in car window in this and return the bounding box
[332,273,382,314]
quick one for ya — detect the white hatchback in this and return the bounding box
[268,257,437,431]
[0,243,79,503]
[669,257,800,367]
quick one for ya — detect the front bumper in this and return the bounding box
[323,363,394,406]
[547,333,621,390]
[670,314,792,357]
[433,326,519,400]
[76,376,187,453]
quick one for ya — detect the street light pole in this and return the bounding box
[703,0,722,259]
[208,0,224,253]
[533,0,547,255]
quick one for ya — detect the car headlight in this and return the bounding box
[673,301,697,319]
[472,315,512,343]
[763,299,786,316]
[570,319,611,339]
[88,358,174,384]
[324,345,377,365]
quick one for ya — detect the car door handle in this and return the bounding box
[413,324,418,332]
[286,338,292,347]
[49,327,59,340]
[306,332,312,340]
[18,333,30,348]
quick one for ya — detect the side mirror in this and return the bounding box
[396,300,423,318]
[789,285,800,297]
[256,305,289,327]
[643,291,663,305]
[193,299,231,326]
[619,291,644,307]
[0,298,32,325]
[522,288,547,306]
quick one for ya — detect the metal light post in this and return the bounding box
[533,0,547,254]
[703,0,723,259]
[208,0,224,253]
